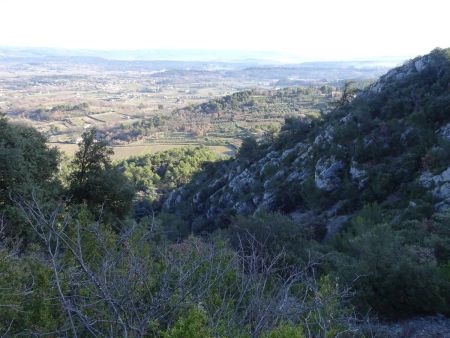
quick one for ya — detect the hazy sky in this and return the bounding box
[0,0,448,60]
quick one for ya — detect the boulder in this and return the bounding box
[419,167,450,210]
[349,161,368,189]
[314,157,344,191]
[228,169,255,194]
[415,56,429,72]
[439,122,450,141]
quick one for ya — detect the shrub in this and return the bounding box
[227,212,315,265]
[262,322,305,338]
[163,306,212,338]
[0,116,60,240]
[333,208,450,318]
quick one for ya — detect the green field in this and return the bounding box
[50,142,236,159]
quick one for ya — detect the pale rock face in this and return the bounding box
[260,192,276,210]
[266,151,279,159]
[339,113,353,124]
[419,171,434,189]
[400,127,415,145]
[414,57,428,73]
[281,147,296,161]
[349,161,368,189]
[286,170,308,183]
[314,126,334,145]
[273,169,285,180]
[208,178,223,189]
[263,192,274,202]
[228,169,255,194]
[252,195,262,206]
[259,159,280,177]
[293,144,312,165]
[206,207,220,220]
[369,82,383,94]
[163,189,181,209]
[314,157,344,191]
[419,167,450,209]
[193,191,201,204]
[234,201,253,214]
[368,56,427,96]
[433,182,450,200]
[384,68,408,82]
[439,123,450,141]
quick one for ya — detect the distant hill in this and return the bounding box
[0,46,398,77]
[177,87,333,117]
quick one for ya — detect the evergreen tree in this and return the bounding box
[68,129,134,219]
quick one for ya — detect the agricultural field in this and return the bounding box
[0,54,390,158]
[51,141,236,159]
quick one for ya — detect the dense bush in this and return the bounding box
[332,205,450,318]
[227,212,317,265]
[67,129,135,220]
[0,247,63,335]
[0,114,61,240]
[121,146,217,201]
[237,136,260,162]
[1,204,358,337]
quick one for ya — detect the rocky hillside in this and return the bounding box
[164,48,450,236]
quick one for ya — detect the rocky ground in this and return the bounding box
[366,316,450,337]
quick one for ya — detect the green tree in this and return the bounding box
[237,136,259,162]
[163,307,212,338]
[68,129,134,219]
[69,129,113,187]
[0,115,60,239]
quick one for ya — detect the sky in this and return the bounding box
[0,0,448,61]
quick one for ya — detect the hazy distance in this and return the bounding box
[0,0,448,62]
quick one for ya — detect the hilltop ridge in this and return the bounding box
[164,48,450,235]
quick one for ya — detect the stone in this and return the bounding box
[439,122,450,141]
[314,157,344,191]
[260,192,276,210]
[314,126,334,145]
[419,171,434,188]
[286,170,308,183]
[349,161,368,189]
[369,82,383,94]
[419,167,450,210]
[414,57,428,72]
[281,147,296,161]
[228,169,255,194]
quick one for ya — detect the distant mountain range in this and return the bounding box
[0,46,408,68]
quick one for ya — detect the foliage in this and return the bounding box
[0,247,63,335]
[8,197,359,337]
[332,205,450,318]
[68,128,134,219]
[0,115,60,240]
[162,306,212,338]
[2,49,450,335]
[261,323,305,338]
[227,212,317,265]
[237,136,259,162]
[120,146,217,202]
[261,322,305,338]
